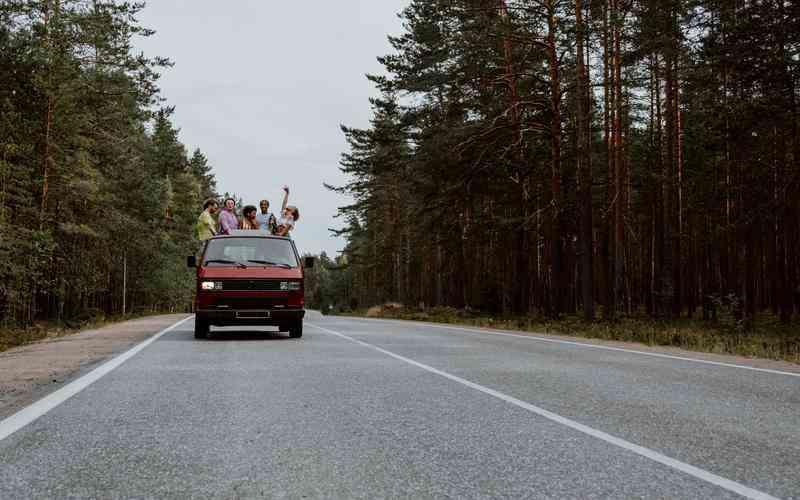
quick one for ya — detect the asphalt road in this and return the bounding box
[0,313,798,499]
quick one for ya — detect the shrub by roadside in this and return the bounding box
[337,305,800,364]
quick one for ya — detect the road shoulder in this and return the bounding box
[0,314,190,418]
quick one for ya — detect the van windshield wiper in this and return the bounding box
[204,259,247,268]
[247,260,292,269]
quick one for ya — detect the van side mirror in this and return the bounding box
[304,256,315,269]
[187,255,197,268]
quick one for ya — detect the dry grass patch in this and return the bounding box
[0,311,173,353]
[341,307,800,364]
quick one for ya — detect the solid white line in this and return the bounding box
[307,322,781,500]
[0,315,193,443]
[344,316,800,378]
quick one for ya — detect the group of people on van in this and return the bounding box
[196,185,299,242]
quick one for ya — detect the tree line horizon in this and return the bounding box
[325,0,800,323]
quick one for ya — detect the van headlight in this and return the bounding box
[280,281,301,291]
[201,281,222,290]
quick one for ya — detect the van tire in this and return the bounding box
[289,321,303,339]
[194,318,209,339]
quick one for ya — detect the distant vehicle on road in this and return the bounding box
[187,231,313,339]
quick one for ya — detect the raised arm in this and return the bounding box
[281,186,290,212]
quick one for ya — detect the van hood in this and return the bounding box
[199,267,303,280]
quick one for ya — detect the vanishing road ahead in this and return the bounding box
[1,313,798,499]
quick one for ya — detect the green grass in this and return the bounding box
[336,306,800,364]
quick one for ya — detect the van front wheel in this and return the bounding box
[194,318,209,339]
[289,321,303,339]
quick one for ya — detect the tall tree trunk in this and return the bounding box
[769,128,781,316]
[498,0,529,314]
[40,0,61,226]
[602,0,616,320]
[671,10,683,318]
[646,56,657,317]
[575,0,594,321]
[662,28,678,320]
[612,0,625,318]
[777,0,796,322]
[653,52,671,320]
[546,0,563,318]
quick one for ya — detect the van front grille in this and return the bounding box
[218,280,283,292]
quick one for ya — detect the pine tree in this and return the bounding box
[0,0,219,326]
[329,0,800,328]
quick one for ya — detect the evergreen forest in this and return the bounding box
[326,0,800,325]
[0,1,217,328]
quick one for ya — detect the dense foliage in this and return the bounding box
[0,1,217,326]
[325,0,800,323]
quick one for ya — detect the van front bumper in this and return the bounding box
[196,308,305,326]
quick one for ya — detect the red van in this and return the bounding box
[187,231,313,339]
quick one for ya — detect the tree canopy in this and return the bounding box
[0,1,218,325]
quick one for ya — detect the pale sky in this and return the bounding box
[134,1,408,257]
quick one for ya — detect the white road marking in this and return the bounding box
[0,315,193,443]
[308,322,782,500]
[345,316,800,378]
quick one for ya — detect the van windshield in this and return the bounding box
[203,238,298,268]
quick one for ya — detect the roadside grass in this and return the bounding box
[0,322,97,353]
[335,306,800,364]
[0,310,175,353]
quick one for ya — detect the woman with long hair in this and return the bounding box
[240,205,259,230]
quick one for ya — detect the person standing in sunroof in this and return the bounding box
[275,186,299,237]
[256,199,276,233]
[196,198,218,242]
[239,205,259,230]
[218,197,239,235]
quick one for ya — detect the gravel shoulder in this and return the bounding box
[0,314,189,418]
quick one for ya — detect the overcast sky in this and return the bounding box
[134,1,408,257]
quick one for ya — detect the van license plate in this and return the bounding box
[236,311,270,319]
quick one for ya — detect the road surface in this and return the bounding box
[0,313,798,499]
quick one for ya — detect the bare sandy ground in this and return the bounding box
[0,314,189,419]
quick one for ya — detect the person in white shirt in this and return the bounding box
[255,199,276,233]
[275,186,299,237]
